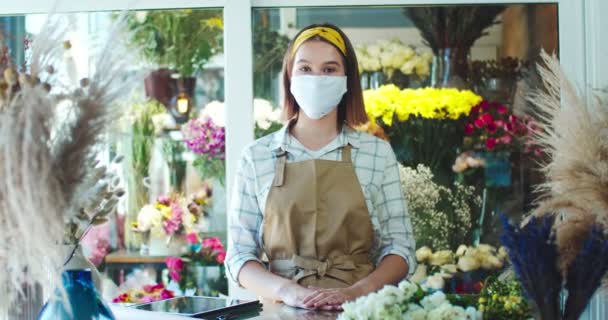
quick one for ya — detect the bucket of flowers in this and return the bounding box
[165,233,227,296]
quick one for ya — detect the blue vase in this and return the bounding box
[38,269,115,320]
[482,152,511,187]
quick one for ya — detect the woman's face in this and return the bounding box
[292,40,346,77]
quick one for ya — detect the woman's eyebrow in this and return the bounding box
[323,61,340,66]
[295,59,311,64]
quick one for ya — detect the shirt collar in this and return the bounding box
[269,122,361,152]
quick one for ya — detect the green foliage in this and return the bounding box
[124,10,223,76]
[252,25,290,100]
[479,276,532,319]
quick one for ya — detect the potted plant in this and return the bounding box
[123,10,223,109]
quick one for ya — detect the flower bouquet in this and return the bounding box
[182,115,226,185]
[399,164,481,250]
[165,233,227,296]
[338,280,482,320]
[112,283,175,304]
[355,39,432,88]
[365,85,482,184]
[460,99,542,187]
[133,188,212,254]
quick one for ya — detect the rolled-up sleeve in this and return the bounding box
[225,148,264,284]
[373,142,417,277]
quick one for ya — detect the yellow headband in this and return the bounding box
[291,27,347,57]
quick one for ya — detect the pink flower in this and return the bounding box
[464,124,474,135]
[160,289,175,300]
[505,122,515,132]
[113,293,130,303]
[163,202,184,236]
[203,237,224,252]
[481,113,494,125]
[508,114,519,124]
[157,195,171,206]
[499,134,513,144]
[186,232,200,245]
[474,117,485,128]
[216,251,226,264]
[485,138,497,151]
[165,257,184,271]
[143,283,164,293]
[486,122,498,133]
[495,120,504,128]
[497,105,508,114]
[141,296,157,303]
[169,270,181,283]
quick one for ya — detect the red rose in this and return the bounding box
[486,122,498,133]
[464,124,474,135]
[216,251,226,264]
[486,138,497,150]
[165,257,184,271]
[480,100,490,111]
[508,114,519,123]
[481,113,494,124]
[497,105,508,114]
[471,104,481,114]
[505,122,515,132]
[474,117,485,128]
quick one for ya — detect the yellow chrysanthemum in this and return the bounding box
[363,85,482,126]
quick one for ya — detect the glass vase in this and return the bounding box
[431,47,470,89]
[38,269,114,320]
[369,71,385,89]
[482,151,512,187]
[189,265,227,297]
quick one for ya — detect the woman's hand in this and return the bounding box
[277,282,319,309]
[301,286,363,310]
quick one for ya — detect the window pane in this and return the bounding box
[252,4,558,252]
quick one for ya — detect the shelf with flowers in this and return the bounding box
[362,85,482,186]
[165,233,227,296]
[132,187,213,256]
[355,39,432,89]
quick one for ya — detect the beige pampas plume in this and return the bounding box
[0,13,136,316]
[527,50,608,276]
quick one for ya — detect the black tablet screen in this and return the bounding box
[133,296,258,316]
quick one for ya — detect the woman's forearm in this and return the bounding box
[237,260,295,301]
[350,254,409,296]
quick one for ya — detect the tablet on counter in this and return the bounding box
[131,296,261,319]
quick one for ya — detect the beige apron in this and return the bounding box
[262,144,375,289]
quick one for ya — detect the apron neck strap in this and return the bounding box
[342,144,352,162]
[272,149,288,187]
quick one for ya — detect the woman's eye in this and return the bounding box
[323,67,337,73]
[299,66,311,72]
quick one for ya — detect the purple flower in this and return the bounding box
[182,117,225,160]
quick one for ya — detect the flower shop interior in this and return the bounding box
[1,0,607,319]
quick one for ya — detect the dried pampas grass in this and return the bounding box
[527,50,608,277]
[0,14,136,314]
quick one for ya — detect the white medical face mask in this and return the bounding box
[290,75,348,120]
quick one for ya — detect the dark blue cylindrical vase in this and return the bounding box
[38,269,115,320]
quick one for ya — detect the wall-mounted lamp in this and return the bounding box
[169,77,196,124]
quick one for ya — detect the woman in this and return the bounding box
[226,23,416,310]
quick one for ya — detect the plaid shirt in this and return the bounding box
[225,124,417,283]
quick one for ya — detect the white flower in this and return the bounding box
[455,245,468,257]
[151,113,175,134]
[441,264,458,274]
[426,274,445,290]
[481,255,504,270]
[137,204,161,232]
[200,100,225,127]
[410,264,428,284]
[367,44,382,57]
[458,256,481,272]
[498,246,509,260]
[421,291,447,310]
[415,58,430,77]
[399,280,419,300]
[403,304,427,320]
[400,56,420,75]
[253,98,281,130]
[465,306,481,320]
[135,11,148,23]
[429,250,454,266]
[416,246,433,263]
[477,244,497,254]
